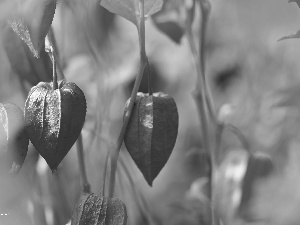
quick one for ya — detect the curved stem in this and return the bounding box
[101,149,110,196]
[188,1,217,224]
[198,0,216,121]
[47,27,64,80]
[186,30,210,157]
[223,124,252,154]
[108,0,147,198]
[76,133,91,193]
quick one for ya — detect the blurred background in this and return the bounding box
[0,0,300,224]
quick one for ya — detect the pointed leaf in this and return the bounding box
[152,0,196,44]
[8,18,38,57]
[289,0,300,7]
[0,103,29,174]
[124,92,178,186]
[3,23,52,86]
[9,0,57,58]
[278,29,300,41]
[71,193,127,225]
[100,0,163,26]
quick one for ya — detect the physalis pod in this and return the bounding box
[71,193,127,225]
[124,92,179,186]
[0,103,29,174]
[25,80,86,171]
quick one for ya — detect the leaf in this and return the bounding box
[124,92,179,186]
[0,103,29,174]
[152,0,196,44]
[274,85,300,108]
[238,152,273,220]
[8,18,38,58]
[10,0,57,58]
[278,29,300,42]
[71,193,127,225]
[289,0,300,7]
[3,23,52,86]
[100,0,163,26]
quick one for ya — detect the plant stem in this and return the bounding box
[198,0,216,121]
[108,0,147,198]
[76,133,91,193]
[101,149,110,196]
[223,124,252,154]
[146,58,153,95]
[188,1,218,224]
[48,27,64,80]
[51,52,58,90]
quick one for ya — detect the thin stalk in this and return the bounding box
[51,52,58,90]
[188,1,218,224]
[186,30,210,158]
[198,0,216,121]
[146,57,153,95]
[101,149,110,196]
[108,0,147,198]
[223,124,252,154]
[76,134,91,193]
[48,27,64,80]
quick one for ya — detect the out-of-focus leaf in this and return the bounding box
[0,103,29,174]
[185,177,209,203]
[214,149,249,221]
[3,24,52,87]
[274,85,300,108]
[100,0,163,26]
[289,0,300,8]
[278,29,300,41]
[71,193,127,225]
[9,0,57,58]
[152,0,195,44]
[238,152,273,221]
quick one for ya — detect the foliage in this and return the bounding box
[0,0,299,225]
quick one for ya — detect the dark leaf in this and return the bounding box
[278,29,300,41]
[71,193,127,225]
[152,0,196,44]
[289,0,300,7]
[124,92,179,186]
[0,103,29,174]
[100,0,163,26]
[24,80,86,171]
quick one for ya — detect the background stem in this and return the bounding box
[76,133,91,193]
[108,0,147,198]
[101,149,110,196]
